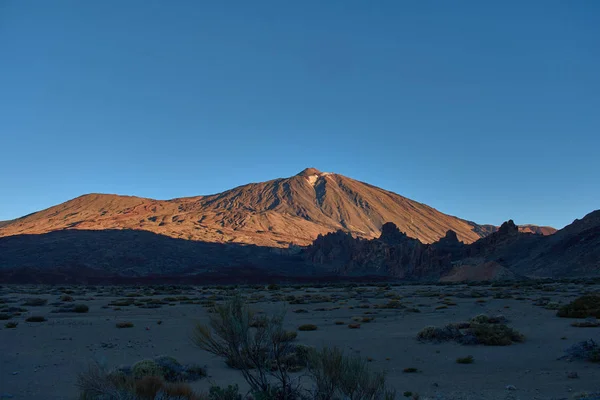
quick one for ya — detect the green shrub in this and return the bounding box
[4,321,18,328]
[558,296,600,319]
[307,346,396,400]
[571,319,600,328]
[26,316,46,322]
[192,295,300,396]
[0,313,11,320]
[132,359,164,379]
[298,324,318,331]
[456,355,474,364]
[22,298,47,306]
[469,323,525,346]
[116,321,134,328]
[74,304,89,313]
[209,384,242,400]
[402,367,418,373]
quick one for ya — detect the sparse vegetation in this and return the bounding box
[417,315,525,346]
[26,316,47,322]
[571,319,600,328]
[192,295,396,399]
[74,304,90,313]
[563,339,600,363]
[22,298,47,306]
[4,321,18,328]
[306,346,396,400]
[557,295,600,319]
[456,355,474,364]
[116,321,134,328]
[298,324,318,331]
[76,357,205,400]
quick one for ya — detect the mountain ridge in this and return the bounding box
[0,168,555,246]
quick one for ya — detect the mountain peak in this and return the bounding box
[296,167,323,177]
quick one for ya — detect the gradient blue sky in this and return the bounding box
[1,1,598,229]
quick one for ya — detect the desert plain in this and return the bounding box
[1,281,599,400]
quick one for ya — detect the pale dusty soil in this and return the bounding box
[1,283,599,400]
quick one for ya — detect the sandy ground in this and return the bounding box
[1,282,599,400]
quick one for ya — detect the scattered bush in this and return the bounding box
[298,324,318,331]
[563,339,600,363]
[193,296,396,400]
[557,296,600,319]
[307,346,396,400]
[402,367,418,373]
[334,321,345,325]
[26,316,47,322]
[116,322,134,328]
[61,295,74,302]
[416,326,462,343]
[348,323,361,329]
[74,304,90,313]
[469,322,525,346]
[456,355,474,364]
[77,357,206,400]
[22,298,47,306]
[132,360,164,380]
[5,321,18,328]
[192,295,302,397]
[417,316,525,346]
[209,384,242,400]
[0,313,11,320]
[571,318,600,328]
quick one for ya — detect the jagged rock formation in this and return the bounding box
[305,211,600,280]
[305,222,459,280]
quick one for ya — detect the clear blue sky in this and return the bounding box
[1,1,598,229]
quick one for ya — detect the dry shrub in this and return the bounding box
[558,296,600,319]
[307,346,395,400]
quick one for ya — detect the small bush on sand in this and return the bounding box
[468,323,525,346]
[298,324,318,331]
[116,321,134,328]
[74,304,90,313]
[557,296,600,319]
[563,339,600,363]
[571,318,600,328]
[417,317,524,346]
[5,321,18,328]
[22,298,47,306]
[456,355,474,364]
[0,313,11,320]
[77,357,206,399]
[307,346,396,400]
[416,326,462,343]
[402,368,418,373]
[61,295,74,302]
[209,384,242,400]
[26,316,47,322]
[193,296,396,400]
[132,360,164,379]
[192,295,302,397]
[348,323,361,329]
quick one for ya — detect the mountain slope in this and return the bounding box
[0,168,551,247]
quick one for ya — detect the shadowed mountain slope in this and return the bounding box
[305,210,600,280]
[1,168,554,247]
